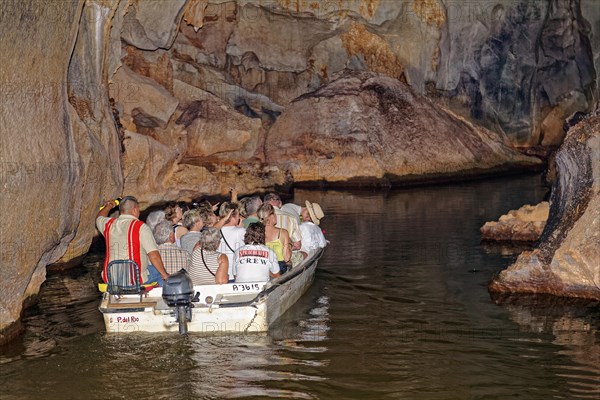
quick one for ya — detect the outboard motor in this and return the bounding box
[162,269,195,334]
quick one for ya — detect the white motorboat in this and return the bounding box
[99,248,324,334]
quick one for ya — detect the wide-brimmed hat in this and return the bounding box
[305,201,324,225]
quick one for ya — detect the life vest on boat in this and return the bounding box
[101,218,144,284]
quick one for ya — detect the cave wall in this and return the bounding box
[110,0,598,203]
[161,0,598,146]
[0,1,122,339]
[490,113,600,299]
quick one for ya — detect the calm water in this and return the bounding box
[2,174,599,399]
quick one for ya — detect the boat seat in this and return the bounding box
[106,259,143,302]
[105,301,157,309]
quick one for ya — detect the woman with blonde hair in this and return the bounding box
[257,203,291,274]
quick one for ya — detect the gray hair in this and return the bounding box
[243,196,263,215]
[146,210,165,231]
[264,193,281,203]
[119,196,138,214]
[153,220,172,245]
[199,227,221,252]
[182,209,202,230]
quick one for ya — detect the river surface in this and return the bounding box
[2,174,600,399]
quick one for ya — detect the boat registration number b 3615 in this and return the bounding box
[232,283,260,292]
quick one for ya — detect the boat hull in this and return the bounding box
[99,249,322,334]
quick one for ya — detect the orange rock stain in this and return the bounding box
[411,0,445,28]
[340,22,404,79]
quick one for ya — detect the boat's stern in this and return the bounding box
[99,282,269,334]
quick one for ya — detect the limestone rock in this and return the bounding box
[121,130,180,206]
[481,202,549,242]
[182,0,209,32]
[178,1,236,69]
[227,3,334,72]
[171,64,284,119]
[266,71,541,185]
[166,161,288,200]
[434,0,596,145]
[490,114,600,299]
[122,46,174,94]
[173,80,263,160]
[110,65,179,128]
[161,0,599,146]
[120,0,187,50]
[0,0,122,341]
[581,0,600,101]
[185,117,257,159]
[60,2,126,266]
[340,22,404,80]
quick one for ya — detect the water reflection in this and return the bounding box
[2,174,600,399]
[492,294,600,399]
[1,254,104,364]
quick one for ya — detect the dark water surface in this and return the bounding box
[2,174,600,399]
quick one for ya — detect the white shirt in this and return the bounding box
[219,225,246,280]
[300,222,327,252]
[233,244,280,283]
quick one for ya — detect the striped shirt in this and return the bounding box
[158,243,191,274]
[274,207,302,244]
[190,249,222,285]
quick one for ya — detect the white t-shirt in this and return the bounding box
[219,226,246,279]
[233,244,280,283]
[300,222,327,252]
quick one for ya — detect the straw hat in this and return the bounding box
[305,201,324,225]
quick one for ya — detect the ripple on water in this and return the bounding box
[3,176,600,400]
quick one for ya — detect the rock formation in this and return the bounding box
[481,202,550,242]
[266,70,540,185]
[490,114,600,299]
[0,1,122,342]
[110,0,599,201]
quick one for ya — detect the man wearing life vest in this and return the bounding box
[96,196,169,284]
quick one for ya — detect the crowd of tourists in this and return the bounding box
[96,192,327,287]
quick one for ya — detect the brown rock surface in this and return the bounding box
[490,114,600,299]
[110,65,179,129]
[173,80,263,161]
[120,0,187,50]
[111,0,600,151]
[481,202,549,242]
[122,46,174,93]
[0,1,122,340]
[266,71,541,184]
